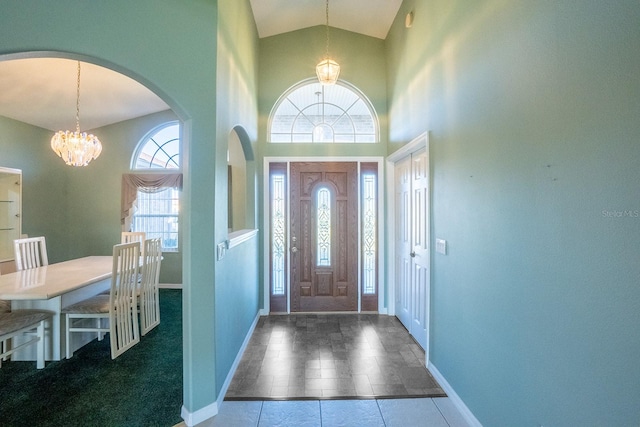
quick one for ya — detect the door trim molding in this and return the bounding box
[385,132,430,363]
[387,132,429,162]
[263,156,385,314]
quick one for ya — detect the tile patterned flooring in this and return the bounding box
[226,314,446,400]
[206,398,471,427]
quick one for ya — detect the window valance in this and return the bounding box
[121,173,182,225]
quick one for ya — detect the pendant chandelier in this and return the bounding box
[316,0,340,85]
[51,61,102,167]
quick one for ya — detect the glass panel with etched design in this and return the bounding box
[362,174,376,294]
[316,187,331,267]
[271,174,286,295]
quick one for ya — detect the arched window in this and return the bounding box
[269,79,378,143]
[123,121,182,252]
[132,122,180,169]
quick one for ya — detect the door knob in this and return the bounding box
[291,247,298,253]
[410,251,416,258]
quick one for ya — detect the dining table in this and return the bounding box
[0,256,113,361]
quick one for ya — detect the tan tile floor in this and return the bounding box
[177,398,471,427]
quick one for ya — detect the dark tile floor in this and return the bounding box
[225,314,446,401]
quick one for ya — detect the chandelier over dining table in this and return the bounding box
[50,61,102,167]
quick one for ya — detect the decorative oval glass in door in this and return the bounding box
[316,187,331,267]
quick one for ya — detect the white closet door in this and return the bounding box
[410,147,429,350]
[395,155,413,331]
[395,146,430,351]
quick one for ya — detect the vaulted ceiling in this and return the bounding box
[0,1,402,131]
[250,0,402,39]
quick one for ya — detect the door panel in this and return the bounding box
[395,155,412,329]
[411,147,429,349]
[290,162,358,312]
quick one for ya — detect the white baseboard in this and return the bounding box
[181,401,217,427]
[216,312,261,408]
[180,311,261,427]
[429,363,482,427]
[159,283,183,289]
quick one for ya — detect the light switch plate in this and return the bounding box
[435,238,447,255]
[216,241,228,261]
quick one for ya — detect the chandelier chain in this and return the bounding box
[316,0,340,85]
[325,0,330,58]
[75,61,81,133]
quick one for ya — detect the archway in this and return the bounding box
[0,52,187,422]
[228,125,256,232]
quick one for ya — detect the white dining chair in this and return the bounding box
[63,242,141,359]
[0,308,53,369]
[121,231,146,244]
[122,231,148,284]
[14,236,48,271]
[121,231,146,257]
[139,238,162,336]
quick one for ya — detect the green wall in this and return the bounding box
[0,116,68,259]
[214,0,261,399]
[259,26,388,158]
[387,0,640,425]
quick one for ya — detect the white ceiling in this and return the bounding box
[0,58,169,132]
[250,0,403,39]
[0,1,402,132]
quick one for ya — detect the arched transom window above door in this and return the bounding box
[269,79,379,143]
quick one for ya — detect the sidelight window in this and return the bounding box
[360,163,378,310]
[362,174,376,294]
[271,173,286,295]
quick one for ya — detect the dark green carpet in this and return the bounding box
[0,289,183,427]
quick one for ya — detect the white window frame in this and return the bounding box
[268,78,380,144]
[128,121,182,252]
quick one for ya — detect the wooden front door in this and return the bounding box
[290,162,358,312]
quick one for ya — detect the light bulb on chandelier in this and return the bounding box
[51,61,102,167]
